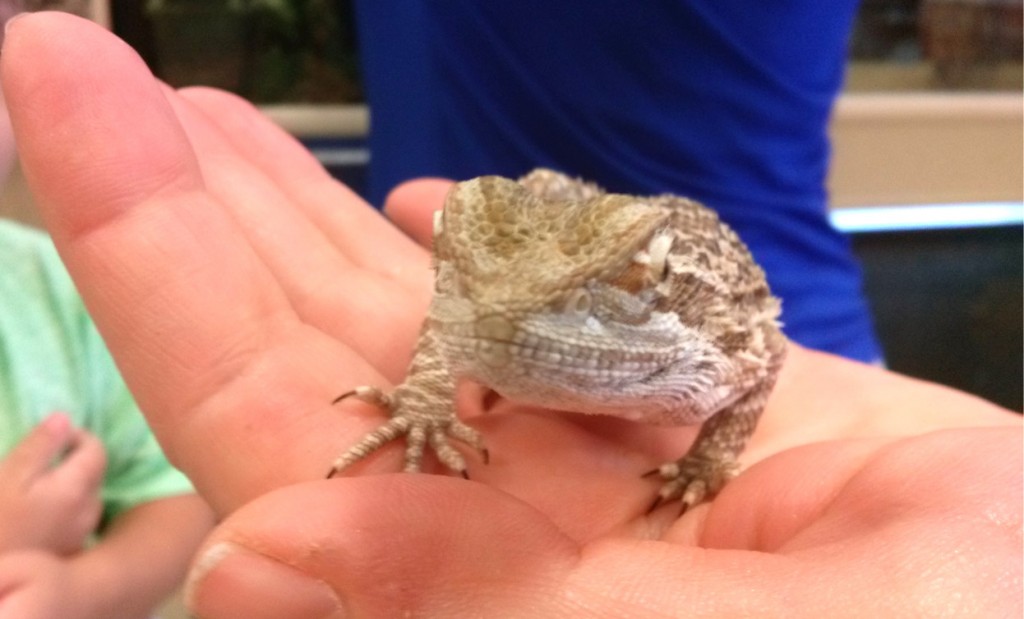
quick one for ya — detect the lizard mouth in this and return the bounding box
[440,312,693,392]
[469,314,647,370]
[468,334,671,391]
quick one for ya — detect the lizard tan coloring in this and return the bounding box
[329,169,787,512]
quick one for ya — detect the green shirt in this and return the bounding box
[0,219,194,521]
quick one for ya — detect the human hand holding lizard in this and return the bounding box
[3,12,1020,618]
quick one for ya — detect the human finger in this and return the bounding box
[180,472,820,618]
[382,177,454,249]
[1,13,394,512]
[0,414,74,485]
[746,345,1019,462]
[39,430,105,553]
[3,11,251,419]
[184,476,579,619]
[47,429,106,497]
[177,86,431,294]
[162,87,427,381]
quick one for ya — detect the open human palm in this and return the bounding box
[3,13,1019,618]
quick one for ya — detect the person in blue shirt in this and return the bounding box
[354,0,882,363]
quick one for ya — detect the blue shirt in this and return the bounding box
[354,0,882,362]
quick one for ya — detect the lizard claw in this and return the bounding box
[332,385,390,407]
[326,415,412,478]
[643,456,738,514]
[327,385,487,479]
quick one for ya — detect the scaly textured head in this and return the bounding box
[426,172,783,424]
[433,176,670,313]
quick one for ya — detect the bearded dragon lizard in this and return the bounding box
[328,169,786,511]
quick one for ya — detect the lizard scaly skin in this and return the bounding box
[329,169,787,511]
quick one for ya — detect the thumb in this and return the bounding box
[383,178,454,249]
[185,476,579,618]
[0,413,74,484]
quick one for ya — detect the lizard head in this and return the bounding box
[426,175,735,420]
[432,175,673,311]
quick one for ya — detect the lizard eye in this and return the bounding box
[647,232,674,282]
[565,290,593,316]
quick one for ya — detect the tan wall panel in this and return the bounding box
[828,94,1023,207]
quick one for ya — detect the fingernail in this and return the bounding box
[187,542,345,619]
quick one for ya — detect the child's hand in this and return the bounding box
[0,414,106,555]
[0,550,76,619]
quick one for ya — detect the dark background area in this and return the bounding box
[852,225,1022,411]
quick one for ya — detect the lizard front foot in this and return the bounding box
[326,386,488,479]
[644,455,739,514]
